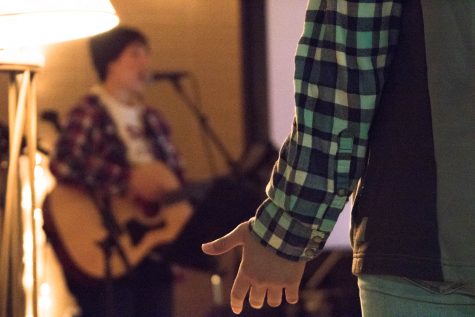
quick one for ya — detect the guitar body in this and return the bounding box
[43,165,263,285]
[43,183,192,284]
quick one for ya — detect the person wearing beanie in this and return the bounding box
[48,26,192,317]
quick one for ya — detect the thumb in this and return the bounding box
[201,222,247,256]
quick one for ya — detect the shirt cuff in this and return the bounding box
[249,199,331,262]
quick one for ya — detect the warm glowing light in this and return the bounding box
[0,0,119,48]
[40,283,50,295]
[33,208,42,221]
[19,152,62,317]
[210,274,224,306]
[21,186,32,210]
[211,274,222,286]
[35,153,43,165]
[23,272,33,290]
[34,165,44,179]
[39,283,53,309]
[0,46,44,67]
[23,231,34,254]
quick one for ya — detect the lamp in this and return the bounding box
[0,0,119,48]
[0,2,119,316]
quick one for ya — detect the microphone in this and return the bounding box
[150,71,189,82]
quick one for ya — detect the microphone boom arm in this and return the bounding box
[168,79,242,177]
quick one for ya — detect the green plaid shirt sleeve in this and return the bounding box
[250,0,403,261]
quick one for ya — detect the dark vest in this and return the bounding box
[351,0,475,282]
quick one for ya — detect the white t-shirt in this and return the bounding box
[91,85,155,164]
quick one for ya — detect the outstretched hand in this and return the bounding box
[202,219,306,315]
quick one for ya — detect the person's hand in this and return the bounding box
[202,218,306,314]
[154,201,193,243]
[128,161,180,202]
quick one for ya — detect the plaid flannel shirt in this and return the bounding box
[250,0,403,261]
[50,94,184,195]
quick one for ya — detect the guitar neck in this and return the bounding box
[160,180,212,208]
[135,180,214,219]
[160,189,190,207]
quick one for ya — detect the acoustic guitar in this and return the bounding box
[43,163,193,284]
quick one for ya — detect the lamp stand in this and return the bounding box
[0,64,40,317]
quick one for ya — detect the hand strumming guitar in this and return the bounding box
[127,161,193,244]
[128,161,181,202]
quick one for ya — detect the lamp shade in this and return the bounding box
[0,47,45,68]
[0,0,119,49]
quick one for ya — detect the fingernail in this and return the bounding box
[231,307,242,315]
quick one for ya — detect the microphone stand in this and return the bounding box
[168,78,242,178]
[40,113,132,316]
[88,190,132,317]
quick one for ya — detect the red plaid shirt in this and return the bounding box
[49,94,184,195]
